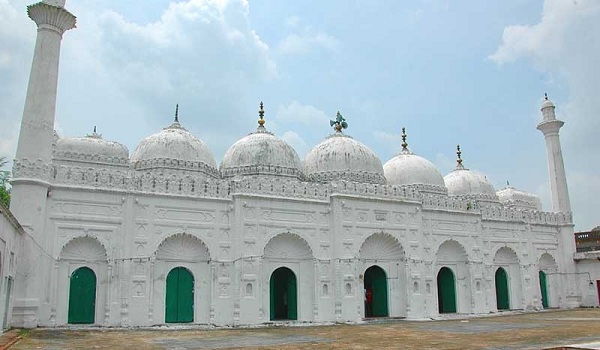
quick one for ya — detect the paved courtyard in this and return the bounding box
[9,309,600,350]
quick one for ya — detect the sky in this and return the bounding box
[0,0,598,231]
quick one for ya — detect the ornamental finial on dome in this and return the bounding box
[456,144,464,169]
[544,92,548,101]
[330,111,348,133]
[86,125,102,139]
[258,101,265,126]
[166,104,184,130]
[174,104,179,123]
[401,127,409,153]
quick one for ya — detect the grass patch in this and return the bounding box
[17,328,31,337]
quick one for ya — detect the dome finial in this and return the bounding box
[258,101,265,127]
[86,125,101,139]
[544,92,548,101]
[401,127,408,152]
[174,104,179,123]
[330,111,348,133]
[93,125,97,133]
[456,144,464,169]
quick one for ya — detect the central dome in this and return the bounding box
[443,146,497,200]
[221,105,302,179]
[303,113,385,184]
[131,114,218,178]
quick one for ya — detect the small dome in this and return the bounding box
[541,94,555,109]
[444,169,496,198]
[221,126,302,179]
[131,119,218,176]
[497,185,542,211]
[54,130,129,165]
[384,153,446,192]
[303,133,385,184]
[383,128,446,193]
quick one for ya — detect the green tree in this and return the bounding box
[0,157,10,207]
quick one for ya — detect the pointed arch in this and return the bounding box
[156,233,210,262]
[264,233,313,260]
[60,236,107,262]
[539,252,557,272]
[359,232,404,261]
[493,247,519,265]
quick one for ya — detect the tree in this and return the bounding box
[0,157,10,207]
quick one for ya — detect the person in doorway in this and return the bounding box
[365,287,373,317]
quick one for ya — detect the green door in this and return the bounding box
[165,267,194,323]
[364,265,388,317]
[270,267,297,320]
[539,271,548,308]
[495,267,510,310]
[68,267,96,324]
[437,267,456,313]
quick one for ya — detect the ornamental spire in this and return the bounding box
[330,111,348,133]
[258,101,265,126]
[456,144,464,169]
[174,104,179,123]
[401,127,408,153]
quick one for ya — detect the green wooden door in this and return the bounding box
[68,267,96,324]
[270,267,297,320]
[437,267,456,313]
[165,267,194,323]
[539,271,548,308]
[495,267,510,310]
[364,266,388,317]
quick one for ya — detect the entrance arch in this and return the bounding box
[270,267,297,320]
[165,267,194,323]
[364,265,388,317]
[68,267,97,324]
[539,271,548,308]
[495,267,510,310]
[437,267,456,313]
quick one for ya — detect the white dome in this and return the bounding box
[444,168,497,199]
[383,152,446,193]
[131,121,218,176]
[497,185,542,211]
[221,126,302,179]
[303,132,385,184]
[54,131,129,165]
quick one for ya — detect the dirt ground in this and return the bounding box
[10,309,600,350]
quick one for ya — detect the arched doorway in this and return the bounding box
[437,267,456,313]
[495,267,510,310]
[364,265,388,317]
[165,267,194,323]
[68,267,97,324]
[539,271,548,308]
[270,267,297,320]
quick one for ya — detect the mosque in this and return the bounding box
[2,0,598,328]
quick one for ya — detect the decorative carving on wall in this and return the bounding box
[358,232,405,261]
[264,233,313,260]
[60,236,107,261]
[155,233,210,261]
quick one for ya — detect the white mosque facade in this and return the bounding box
[5,0,596,328]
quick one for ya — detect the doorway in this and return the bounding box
[165,267,194,323]
[68,267,97,324]
[495,267,509,310]
[364,265,388,317]
[539,271,548,308]
[270,267,297,320]
[437,267,456,313]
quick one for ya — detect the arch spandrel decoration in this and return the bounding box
[60,236,107,262]
[359,232,404,261]
[264,233,313,260]
[493,246,520,265]
[156,233,210,262]
[435,239,468,263]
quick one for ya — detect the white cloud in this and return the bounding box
[490,0,600,231]
[276,100,329,126]
[277,18,339,55]
[280,130,308,159]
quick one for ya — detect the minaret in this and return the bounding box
[10,1,75,328]
[536,93,571,213]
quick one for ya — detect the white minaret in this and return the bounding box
[10,1,75,328]
[537,93,571,213]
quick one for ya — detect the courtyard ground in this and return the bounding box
[6,308,600,350]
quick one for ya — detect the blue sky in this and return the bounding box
[0,0,598,231]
